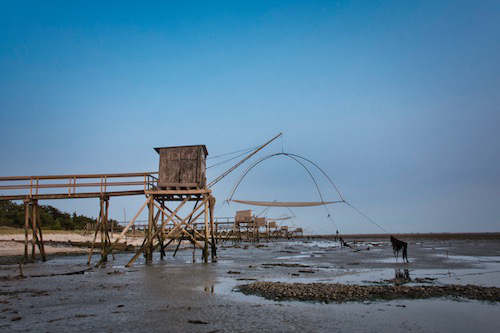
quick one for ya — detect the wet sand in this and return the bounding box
[0,237,499,332]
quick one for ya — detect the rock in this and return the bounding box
[236,282,500,303]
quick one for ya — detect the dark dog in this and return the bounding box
[390,236,409,263]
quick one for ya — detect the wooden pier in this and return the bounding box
[0,134,306,266]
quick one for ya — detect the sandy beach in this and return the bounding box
[0,229,147,258]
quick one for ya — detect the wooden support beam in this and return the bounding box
[209,196,217,262]
[24,200,29,261]
[113,199,148,243]
[145,189,211,195]
[152,200,206,248]
[125,197,191,267]
[31,201,37,260]
[36,202,46,261]
[203,197,209,263]
[160,205,165,260]
[144,201,160,263]
[88,199,103,265]
[99,198,105,261]
[145,197,154,263]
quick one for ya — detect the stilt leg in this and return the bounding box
[145,196,154,264]
[31,201,38,261]
[36,201,46,261]
[209,196,217,262]
[203,197,209,263]
[24,200,29,261]
[88,199,103,265]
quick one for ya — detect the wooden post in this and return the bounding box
[209,196,217,262]
[160,200,165,260]
[146,196,154,263]
[202,197,209,263]
[31,201,37,260]
[88,198,103,265]
[100,196,111,263]
[110,201,114,240]
[105,198,115,260]
[192,239,196,263]
[99,197,106,262]
[192,227,196,263]
[36,201,46,262]
[24,200,30,261]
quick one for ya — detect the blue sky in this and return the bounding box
[1,1,499,234]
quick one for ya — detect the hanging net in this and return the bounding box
[230,199,344,207]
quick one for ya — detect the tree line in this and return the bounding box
[0,200,119,230]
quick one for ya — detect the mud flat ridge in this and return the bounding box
[237,282,500,303]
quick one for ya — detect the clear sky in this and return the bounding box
[1,1,499,234]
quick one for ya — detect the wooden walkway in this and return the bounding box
[0,172,158,201]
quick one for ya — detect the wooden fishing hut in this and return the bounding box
[155,145,208,189]
[234,209,254,241]
[267,221,279,239]
[254,217,266,241]
[127,144,216,265]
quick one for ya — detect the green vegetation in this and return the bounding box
[0,201,118,230]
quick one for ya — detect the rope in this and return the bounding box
[208,133,282,188]
[326,212,339,231]
[207,148,256,169]
[207,145,259,160]
[344,201,388,233]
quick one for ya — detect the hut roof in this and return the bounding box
[154,145,208,156]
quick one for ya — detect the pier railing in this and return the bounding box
[0,172,158,200]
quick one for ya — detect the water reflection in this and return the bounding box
[394,268,411,284]
[204,283,215,294]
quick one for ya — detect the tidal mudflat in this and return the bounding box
[1,237,499,332]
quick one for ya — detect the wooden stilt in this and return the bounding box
[100,197,107,262]
[145,196,154,263]
[209,196,217,262]
[31,201,36,260]
[160,202,165,260]
[88,198,104,265]
[173,238,182,257]
[202,197,209,263]
[192,228,196,263]
[192,240,196,263]
[162,238,175,255]
[36,202,46,261]
[24,200,29,261]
